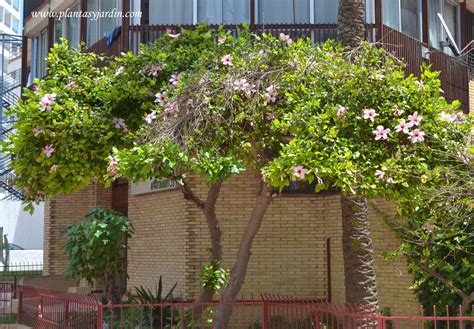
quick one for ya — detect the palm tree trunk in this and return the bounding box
[341,195,379,307]
[337,0,379,309]
[337,0,366,48]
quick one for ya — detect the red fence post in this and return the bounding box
[17,290,22,323]
[263,300,269,329]
[97,303,103,329]
[64,300,69,327]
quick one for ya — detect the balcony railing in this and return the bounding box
[83,23,471,113]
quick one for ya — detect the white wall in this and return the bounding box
[0,201,44,249]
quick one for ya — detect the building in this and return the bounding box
[0,0,45,251]
[20,0,473,309]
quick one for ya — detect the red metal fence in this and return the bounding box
[5,287,473,328]
[18,286,99,328]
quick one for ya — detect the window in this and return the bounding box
[149,0,373,25]
[197,0,249,24]
[0,7,4,24]
[383,0,422,39]
[54,19,63,43]
[12,0,19,11]
[149,0,193,25]
[257,0,310,24]
[87,0,121,46]
[31,29,48,81]
[4,11,11,28]
[429,0,460,55]
[11,18,18,34]
[66,3,81,47]
[54,3,80,47]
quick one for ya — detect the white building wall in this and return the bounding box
[0,201,44,249]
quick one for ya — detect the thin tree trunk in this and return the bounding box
[195,182,224,304]
[341,195,379,308]
[337,0,366,48]
[213,174,273,329]
[181,181,224,305]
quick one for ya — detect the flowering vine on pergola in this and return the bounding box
[2,26,471,326]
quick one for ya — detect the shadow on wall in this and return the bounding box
[0,201,44,249]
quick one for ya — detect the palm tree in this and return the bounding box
[337,0,379,308]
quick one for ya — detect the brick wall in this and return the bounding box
[44,175,418,310]
[127,188,188,297]
[126,171,417,309]
[368,200,420,309]
[43,184,112,275]
[184,173,341,300]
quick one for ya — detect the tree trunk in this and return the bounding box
[213,175,273,329]
[194,182,224,305]
[338,0,379,309]
[341,195,379,308]
[337,0,366,48]
[181,180,224,309]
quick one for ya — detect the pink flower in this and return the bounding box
[115,66,125,76]
[43,145,54,157]
[280,33,292,45]
[167,33,180,38]
[392,107,403,116]
[292,165,308,180]
[145,113,156,124]
[375,170,385,180]
[266,90,278,103]
[395,119,413,134]
[408,129,425,143]
[373,125,390,140]
[33,85,40,93]
[218,37,227,45]
[363,109,379,122]
[221,54,233,66]
[32,126,44,136]
[455,112,465,122]
[65,81,76,89]
[39,93,56,111]
[148,65,162,76]
[107,156,119,175]
[169,74,180,87]
[337,106,346,117]
[50,165,58,172]
[265,85,279,103]
[234,79,250,91]
[408,111,423,126]
[233,79,255,96]
[440,111,455,122]
[386,177,395,184]
[154,92,166,104]
[113,117,128,131]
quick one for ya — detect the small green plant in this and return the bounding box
[132,276,178,327]
[63,207,134,305]
[200,260,229,291]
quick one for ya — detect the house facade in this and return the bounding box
[21,0,473,309]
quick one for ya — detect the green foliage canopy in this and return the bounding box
[2,27,471,207]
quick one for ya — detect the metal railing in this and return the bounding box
[10,287,474,328]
